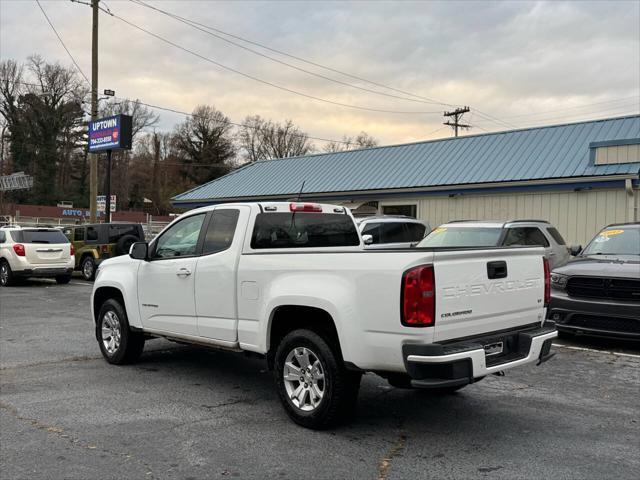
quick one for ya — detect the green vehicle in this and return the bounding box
[63,223,145,280]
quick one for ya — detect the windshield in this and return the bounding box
[582,227,640,256]
[417,226,503,248]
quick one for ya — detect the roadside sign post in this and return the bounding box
[87,114,132,223]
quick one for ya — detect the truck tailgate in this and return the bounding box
[432,248,546,342]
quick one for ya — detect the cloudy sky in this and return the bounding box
[1,0,639,147]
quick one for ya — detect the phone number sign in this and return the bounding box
[88,114,133,153]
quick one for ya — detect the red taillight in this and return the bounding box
[289,203,323,213]
[70,244,75,256]
[401,265,435,327]
[543,257,551,306]
[13,244,25,256]
[101,245,108,253]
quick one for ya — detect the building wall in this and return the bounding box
[378,186,639,246]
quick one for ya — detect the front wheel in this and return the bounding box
[97,298,145,365]
[274,329,361,429]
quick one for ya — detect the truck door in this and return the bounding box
[194,206,249,342]
[137,213,206,336]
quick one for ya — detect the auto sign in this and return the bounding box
[88,114,133,153]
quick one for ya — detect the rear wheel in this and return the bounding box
[97,298,145,365]
[0,260,15,287]
[55,275,72,284]
[274,329,361,429]
[81,256,96,281]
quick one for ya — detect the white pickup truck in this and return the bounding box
[91,202,557,429]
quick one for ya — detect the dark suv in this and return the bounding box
[63,223,145,280]
[548,223,640,340]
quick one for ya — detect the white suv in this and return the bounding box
[356,216,430,249]
[0,226,75,286]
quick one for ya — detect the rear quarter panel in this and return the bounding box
[237,250,438,371]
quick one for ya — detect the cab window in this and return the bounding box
[152,214,205,259]
[503,227,550,247]
[203,209,240,255]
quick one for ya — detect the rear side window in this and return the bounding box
[13,229,69,244]
[251,213,360,249]
[546,227,566,245]
[74,228,85,241]
[361,223,382,243]
[503,227,550,247]
[86,226,99,242]
[405,223,427,242]
[203,209,240,254]
[0,231,5,243]
[381,223,408,243]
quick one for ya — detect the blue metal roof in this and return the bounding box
[173,115,640,204]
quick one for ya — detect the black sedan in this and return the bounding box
[547,223,640,340]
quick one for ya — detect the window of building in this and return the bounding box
[593,141,640,165]
[381,204,417,218]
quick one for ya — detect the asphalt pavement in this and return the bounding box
[1,280,639,480]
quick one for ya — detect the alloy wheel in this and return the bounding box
[101,311,121,355]
[0,264,7,285]
[283,347,326,412]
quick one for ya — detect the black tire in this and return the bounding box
[386,373,413,389]
[0,260,15,287]
[81,256,96,281]
[55,275,72,284]
[115,235,139,256]
[422,384,467,395]
[96,298,145,365]
[274,329,361,430]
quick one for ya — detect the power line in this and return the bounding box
[129,0,450,107]
[127,0,459,109]
[35,0,91,86]
[104,11,441,115]
[1,78,352,145]
[501,95,640,119]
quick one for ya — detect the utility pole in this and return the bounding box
[443,106,471,137]
[89,0,99,222]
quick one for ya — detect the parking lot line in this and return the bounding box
[552,343,640,359]
[69,281,92,287]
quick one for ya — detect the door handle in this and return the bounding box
[176,267,192,277]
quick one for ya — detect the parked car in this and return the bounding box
[91,202,556,429]
[0,226,74,286]
[63,223,145,281]
[548,223,640,340]
[417,219,570,268]
[357,215,430,248]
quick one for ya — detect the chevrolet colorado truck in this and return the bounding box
[91,202,557,429]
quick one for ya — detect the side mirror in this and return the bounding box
[569,245,582,256]
[130,242,149,260]
[362,234,374,245]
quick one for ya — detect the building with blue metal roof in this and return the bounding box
[173,115,640,244]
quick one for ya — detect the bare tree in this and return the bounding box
[323,131,378,153]
[238,115,314,162]
[173,105,235,185]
